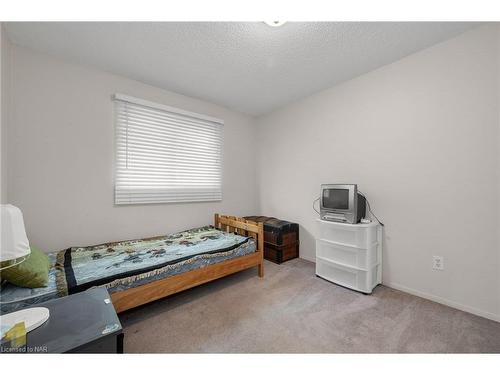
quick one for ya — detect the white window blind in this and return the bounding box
[114,94,223,205]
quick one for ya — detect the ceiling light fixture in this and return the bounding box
[264,21,286,27]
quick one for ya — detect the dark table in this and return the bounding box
[2,287,124,353]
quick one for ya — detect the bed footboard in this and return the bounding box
[214,214,265,277]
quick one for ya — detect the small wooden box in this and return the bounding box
[244,216,299,264]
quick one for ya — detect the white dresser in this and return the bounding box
[316,219,382,294]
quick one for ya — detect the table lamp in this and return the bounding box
[1,204,50,332]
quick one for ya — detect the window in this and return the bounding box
[114,94,223,205]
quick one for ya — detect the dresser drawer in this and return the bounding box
[316,239,377,270]
[318,221,378,249]
[315,258,380,294]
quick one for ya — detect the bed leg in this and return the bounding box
[257,221,264,278]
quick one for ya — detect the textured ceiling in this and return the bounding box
[4,22,478,116]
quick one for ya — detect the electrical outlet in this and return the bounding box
[433,256,444,270]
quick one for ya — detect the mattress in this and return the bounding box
[0,226,256,314]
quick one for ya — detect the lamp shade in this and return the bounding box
[1,204,30,262]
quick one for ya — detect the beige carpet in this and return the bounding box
[120,259,500,353]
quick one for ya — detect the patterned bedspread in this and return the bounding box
[0,226,256,314]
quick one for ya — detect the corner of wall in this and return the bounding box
[253,116,263,215]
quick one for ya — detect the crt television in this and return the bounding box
[320,184,366,224]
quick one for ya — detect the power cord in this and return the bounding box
[312,197,320,214]
[358,191,384,227]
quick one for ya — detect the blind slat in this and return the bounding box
[117,132,221,154]
[114,96,223,205]
[116,116,221,139]
[117,109,221,134]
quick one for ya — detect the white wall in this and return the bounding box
[0,24,8,204]
[5,45,258,251]
[256,25,500,321]
[0,24,3,204]
[0,25,12,205]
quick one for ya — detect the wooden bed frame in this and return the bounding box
[110,214,264,313]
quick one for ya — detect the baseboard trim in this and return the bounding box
[300,254,316,263]
[383,281,500,323]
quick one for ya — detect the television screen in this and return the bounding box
[323,188,349,210]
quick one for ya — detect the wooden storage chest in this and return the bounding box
[244,216,299,264]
